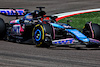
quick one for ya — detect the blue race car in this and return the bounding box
[0,7,100,48]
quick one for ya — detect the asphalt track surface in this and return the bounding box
[0,0,100,67]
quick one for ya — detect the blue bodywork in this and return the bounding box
[51,23,64,28]
[50,22,89,43]
[66,29,89,42]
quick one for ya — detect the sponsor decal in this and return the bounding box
[0,9,24,15]
[12,25,20,34]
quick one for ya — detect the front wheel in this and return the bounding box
[32,24,50,47]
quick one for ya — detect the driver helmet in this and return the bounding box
[32,10,40,18]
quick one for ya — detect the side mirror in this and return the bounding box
[67,20,72,25]
[67,20,72,22]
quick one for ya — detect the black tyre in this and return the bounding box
[0,18,6,39]
[32,24,51,47]
[91,23,100,40]
[83,22,100,40]
[83,22,100,48]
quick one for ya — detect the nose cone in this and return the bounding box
[80,38,89,43]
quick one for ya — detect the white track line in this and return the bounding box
[52,8,100,21]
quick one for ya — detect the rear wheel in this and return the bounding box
[0,18,6,39]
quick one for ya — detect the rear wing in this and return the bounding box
[0,8,29,16]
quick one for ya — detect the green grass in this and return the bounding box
[58,12,100,29]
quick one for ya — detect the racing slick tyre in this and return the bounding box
[91,23,100,40]
[83,22,100,48]
[32,24,51,48]
[0,18,6,39]
[83,22,100,40]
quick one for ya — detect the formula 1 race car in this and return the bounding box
[0,7,100,48]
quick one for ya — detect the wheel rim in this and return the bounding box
[34,29,41,41]
[32,24,45,47]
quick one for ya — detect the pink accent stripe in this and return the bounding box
[52,26,55,39]
[14,24,20,25]
[89,22,94,38]
[20,26,24,32]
